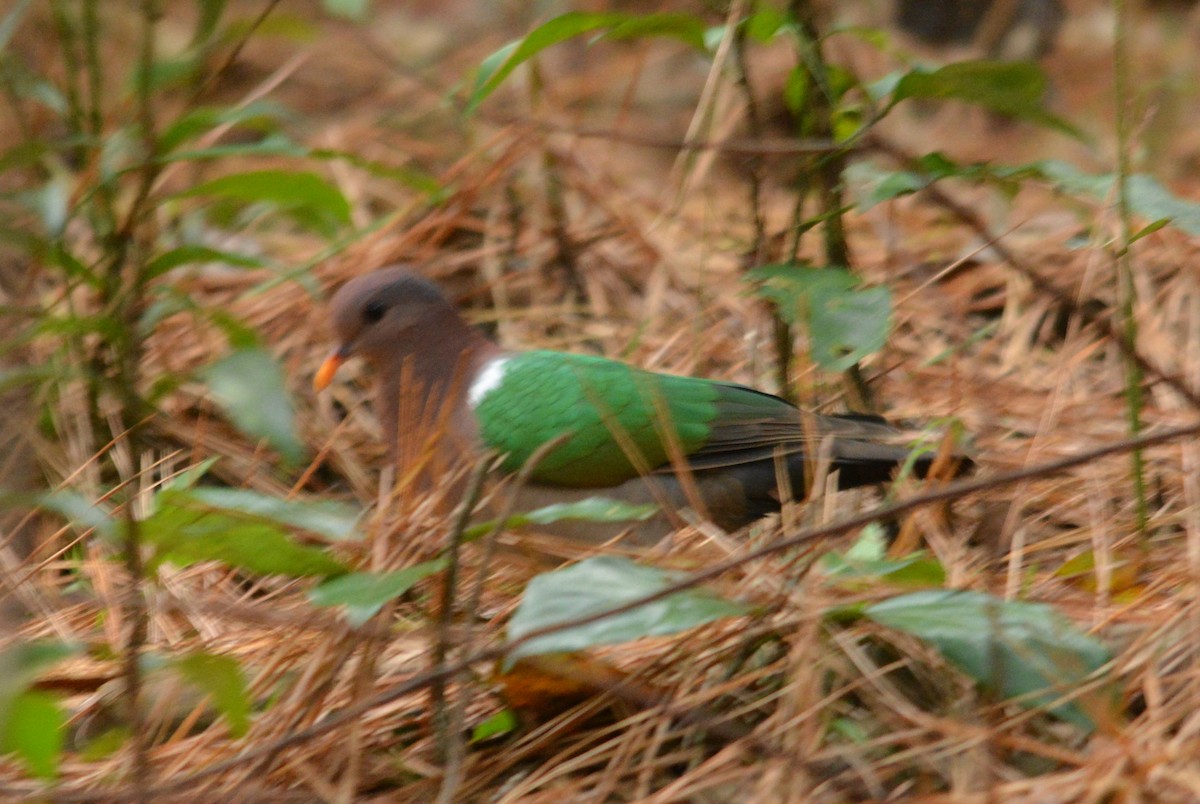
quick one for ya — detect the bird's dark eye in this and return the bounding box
[362,300,387,324]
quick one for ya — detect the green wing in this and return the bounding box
[473,350,918,488]
[474,351,722,486]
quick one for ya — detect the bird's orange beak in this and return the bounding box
[313,347,348,392]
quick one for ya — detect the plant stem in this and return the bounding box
[1113,0,1148,534]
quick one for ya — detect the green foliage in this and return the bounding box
[468,12,708,111]
[309,499,653,626]
[749,264,892,372]
[504,556,750,669]
[0,641,79,780]
[819,525,946,587]
[201,348,306,465]
[141,487,350,577]
[0,692,65,780]
[171,652,252,737]
[875,61,1082,137]
[864,590,1114,731]
[176,169,352,236]
[310,560,446,626]
[462,497,658,540]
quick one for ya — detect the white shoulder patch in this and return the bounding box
[467,356,511,408]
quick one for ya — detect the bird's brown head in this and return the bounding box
[313,267,464,391]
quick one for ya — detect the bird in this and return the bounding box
[314,266,971,545]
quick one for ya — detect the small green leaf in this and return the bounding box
[201,348,305,464]
[0,692,64,779]
[145,245,264,280]
[464,497,657,540]
[505,556,749,668]
[176,170,351,235]
[468,12,706,111]
[159,102,291,153]
[886,61,1082,138]
[309,560,446,625]
[172,652,251,737]
[471,709,518,743]
[864,590,1112,731]
[749,264,891,371]
[1129,218,1171,243]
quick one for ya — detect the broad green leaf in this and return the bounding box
[468,12,706,111]
[145,245,264,280]
[505,556,749,668]
[464,497,656,540]
[201,348,305,464]
[749,264,891,371]
[142,488,348,577]
[0,692,64,779]
[864,590,1112,730]
[309,560,446,626]
[182,487,362,542]
[884,61,1081,137]
[176,170,351,235]
[172,652,251,737]
[1039,160,1200,237]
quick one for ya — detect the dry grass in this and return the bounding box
[6,0,1200,800]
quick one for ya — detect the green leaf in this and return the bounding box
[191,0,228,47]
[30,490,115,541]
[1039,160,1200,237]
[142,488,348,577]
[159,101,291,154]
[182,487,362,542]
[171,652,251,737]
[885,61,1081,138]
[744,5,788,41]
[175,170,351,235]
[200,348,305,464]
[471,709,518,743]
[1129,218,1171,243]
[309,560,446,626]
[864,590,1113,731]
[505,556,749,668]
[748,264,891,371]
[145,245,264,280]
[468,12,706,111]
[820,525,946,587]
[464,497,657,540]
[0,692,64,779]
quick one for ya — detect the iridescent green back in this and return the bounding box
[473,351,718,486]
